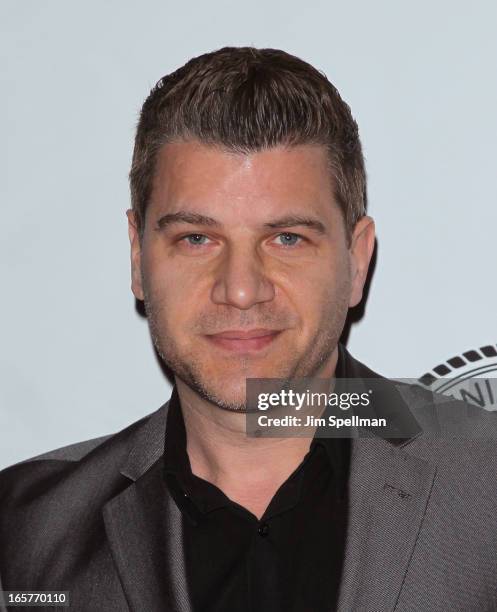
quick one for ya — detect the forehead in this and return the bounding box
[149,141,337,217]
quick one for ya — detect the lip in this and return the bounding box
[205,329,282,352]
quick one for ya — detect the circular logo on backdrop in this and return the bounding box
[417,344,497,411]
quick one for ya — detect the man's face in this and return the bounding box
[127,141,374,411]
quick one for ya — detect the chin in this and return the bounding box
[198,371,278,413]
[211,381,247,403]
[200,386,249,413]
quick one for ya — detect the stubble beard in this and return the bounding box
[142,284,349,414]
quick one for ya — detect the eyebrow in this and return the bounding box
[264,215,326,235]
[155,212,220,230]
[155,211,327,235]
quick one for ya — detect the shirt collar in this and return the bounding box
[310,342,351,500]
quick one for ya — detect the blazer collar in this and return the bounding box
[336,343,424,447]
[120,401,169,482]
[103,395,193,612]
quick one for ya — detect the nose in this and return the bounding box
[210,244,275,310]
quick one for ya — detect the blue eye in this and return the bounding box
[184,234,209,246]
[276,233,302,247]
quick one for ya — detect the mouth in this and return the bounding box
[204,328,283,353]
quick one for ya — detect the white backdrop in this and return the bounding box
[1,1,496,468]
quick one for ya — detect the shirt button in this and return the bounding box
[257,523,269,537]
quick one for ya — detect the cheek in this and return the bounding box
[140,254,178,314]
[290,258,351,326]
[141,255,210,334]
[282,252,350,301]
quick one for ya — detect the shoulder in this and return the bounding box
[394,378,497,438]
[343,345,497,461]
[11,433,114,465]
[0,401,170,585]
[343,344,497,436]
[0,402,169,522]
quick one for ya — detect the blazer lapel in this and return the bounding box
[103,401,193,612]
[336,435,437,612]
[336,346,437,611]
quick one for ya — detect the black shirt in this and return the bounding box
[163,349,351,612]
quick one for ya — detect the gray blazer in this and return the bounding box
[1,347,497,611]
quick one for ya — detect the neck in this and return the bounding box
[174,347,339,519]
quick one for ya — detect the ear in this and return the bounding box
[348,215,376,308]
[126,209,144,301]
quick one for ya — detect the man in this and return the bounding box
[1,47,497,612]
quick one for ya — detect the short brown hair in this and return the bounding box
[129,47,367,242]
